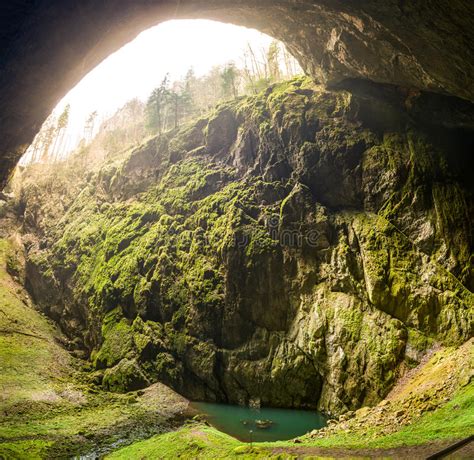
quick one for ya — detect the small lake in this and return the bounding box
[191,402,328,442]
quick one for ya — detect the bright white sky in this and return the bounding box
[50,19,275,152]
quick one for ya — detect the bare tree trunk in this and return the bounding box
[174,94,179,129]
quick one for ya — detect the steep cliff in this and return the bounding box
[16,77,473,414]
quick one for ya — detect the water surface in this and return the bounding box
[191,402,328,442]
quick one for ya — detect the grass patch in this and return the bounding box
[106,424,276,459]
[0,238,73,409]
[366,383,474,448]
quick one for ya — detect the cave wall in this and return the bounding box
[1,0,474,188]
[16,77,473,413]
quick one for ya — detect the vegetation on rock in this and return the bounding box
[13,76,473,419]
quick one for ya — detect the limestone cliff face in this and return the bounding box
[17,77,473,414]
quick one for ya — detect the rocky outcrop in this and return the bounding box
[17,77,473,414]
[2,1,474,188]
[308,339,473,441]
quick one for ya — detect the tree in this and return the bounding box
[39,115,58,162]
[182,68,197,119]
[221,63,239,100]
[168,88,182,129]
[281,44,302,78]
[267,41,281,82]
[84,110,98,142]
[51,104,71,160]
[58,104,71,130]
[169,80,199,129]
[30,130,44,163]
[242,43,269,94]
[146,75,171,134]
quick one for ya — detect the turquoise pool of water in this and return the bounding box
[191,402,328,442]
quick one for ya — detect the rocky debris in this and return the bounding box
[255,419,273,429]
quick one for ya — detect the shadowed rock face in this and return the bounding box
[1,0,474,188]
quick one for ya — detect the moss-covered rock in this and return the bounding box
[102,358,150,392]
[17,77,473,414]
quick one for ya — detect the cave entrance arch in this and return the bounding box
[1,0,473,188]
